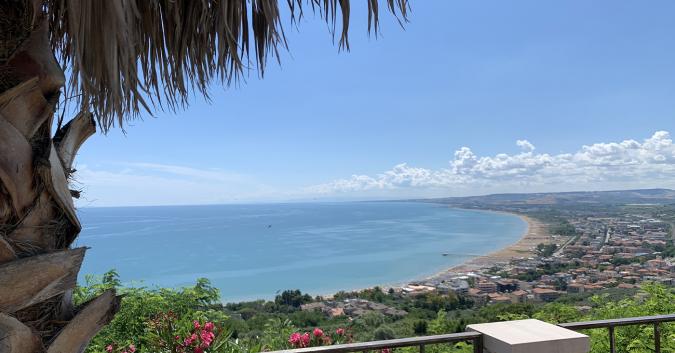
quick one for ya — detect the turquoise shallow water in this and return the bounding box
[75,202,526,302]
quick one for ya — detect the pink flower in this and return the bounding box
[200,330,214,346]
[194,347,203,353]
[184,334,197,347]
[105,345,113,353]
[381,349,391,353]
[301,333,311,348]
[336,328,345,336]
[204,322,215,332]
[175,335,181,341]
[313,328,324,338]
[128,344,136,353]
[289,332,302,346]
[193,320,201,330]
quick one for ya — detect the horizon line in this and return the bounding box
[77,187,675,209]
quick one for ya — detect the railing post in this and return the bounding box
[608,326,615,353]
[473,335,483,353]
[419,344,425,353]
[654,322,661,353]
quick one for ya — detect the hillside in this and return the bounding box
[417,188,675,207]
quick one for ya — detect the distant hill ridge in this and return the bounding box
[417,188,675,206]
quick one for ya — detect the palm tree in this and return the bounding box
[0,1,408,352]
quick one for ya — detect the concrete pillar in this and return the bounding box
[467,319,590,353]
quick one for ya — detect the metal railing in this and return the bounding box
[559,313,675,353]
[269,332,483,353]
[268,314,675,353]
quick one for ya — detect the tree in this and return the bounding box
[274,289,312,308]
[412,320,428,335]
[536,242,558,257]
[373,325,396,340]
[0,1,408,352]
[428,310,454,334]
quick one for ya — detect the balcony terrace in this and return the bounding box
[269,314,675,353]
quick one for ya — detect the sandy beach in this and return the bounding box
[358,210,563,295]
[323,209,548,298]
[426,212,561,278]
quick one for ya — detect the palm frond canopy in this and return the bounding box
[43,0,409,131]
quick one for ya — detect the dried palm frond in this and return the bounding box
[44,0,409,132]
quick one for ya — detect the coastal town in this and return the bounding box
[300,203,675,319]
[396,210,674,306]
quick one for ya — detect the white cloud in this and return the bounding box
[516,139,535,152]
[308,131,675,197]
[75,131,675,206]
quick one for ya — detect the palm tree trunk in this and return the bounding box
[1,1,119,352]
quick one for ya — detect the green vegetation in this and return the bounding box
[274,290,313,308]
[523,210,579,237]
[83,270,675,353]
[535,243,558,257]
[76,271,234,353]
[550,220,578,237]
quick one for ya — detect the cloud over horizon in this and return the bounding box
[307,131,675,197]
[76,131,675,206]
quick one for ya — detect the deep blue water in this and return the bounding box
[75,202,526,302]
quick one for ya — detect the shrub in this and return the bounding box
[373,326,396,341]
[413,320,428,335]
[287,327,351,348]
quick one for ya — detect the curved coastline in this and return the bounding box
[323,207,551,298]
[426,209,552,278]
[81,203,551,302]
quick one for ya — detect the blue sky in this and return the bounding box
[75,1,675,206]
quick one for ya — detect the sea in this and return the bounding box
[75,202,527,303]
